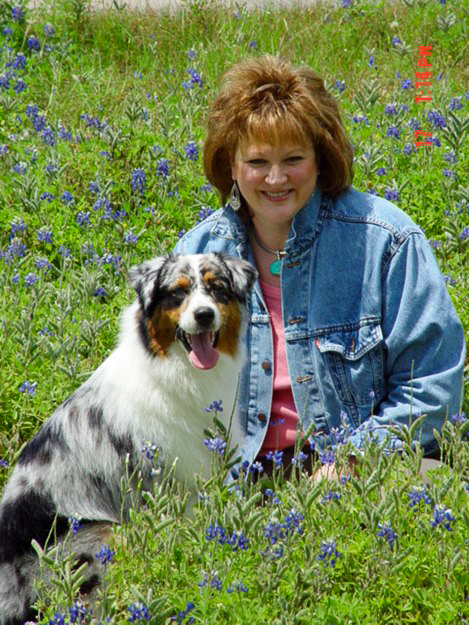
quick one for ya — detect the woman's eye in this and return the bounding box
[286,156,303,163]
[247,159,266,166]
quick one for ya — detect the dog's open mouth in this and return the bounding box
[176,328,220,370]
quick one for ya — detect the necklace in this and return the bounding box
[251,228,288,276]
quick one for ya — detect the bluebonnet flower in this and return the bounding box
[178,229,186,238]
[95,544,115,564]
[431,136,441,147]
[342,0,353,7]
[387,125,402,139]
[321,491,342,504]
[320,450,336,466]
[61,190,75,205]
[443,169,457,180]
[9,54,27,70]
[428,111,447,128]
[74,211,91,227]
[13,162,27,174]
[199,574,223,591]
[408,118,421,130]
[444,151,458,164]
[249,41,258,49]
[368,54,377,68]
[429,239,442,250]
[185,141,199,161]
[8,238,27,258]
[318,539,341,567]
[205,525,249,551]
[157,158,170,179]
[27,35,41,51]
[204,437,226,455]
[44,24,56,37]
[450,97,463,111]
[125,230,139,244]
[128,602,151,622]
[94,197,111,212]
[197,206,214,222]
[451,411,467,424]
[89,180,100,194]
[0,460,9,468]
[377,167,387,175]
[141,440,158,461]
[10,218,27,237]
[431,505,455,530]
[0,144,8,157]
[206,399,223,413]
[20,380,37,396]
[132,168,146,195]
[37,226,53,243]
[460,228,469,241]
[249,461,264,474]
[183,68,203,89]
[408,486,432,507]
[94,287,107,298]
[227,581,249,593]
[292,451,308,467]
[69,516,83,534]
[444,274,456,286]
[25,272,39,287]
[45,162,59,177]
[377,522,398,548]
[266,450,284,467]
[385,188,400,202]
[171,602,195,624]
[12,274,20,283]
[42,127,56,147]
[14,79,27,94]
[12,6,25,21]
[199,183,212,192]
[392,36,402,46]
[401,79,414,89]
[0,73,11,91]
[59,244,72,258]
[353,114,369,125]
[3,26,13,37]
[334,80,346,92]
[385,104,399,115]
[35,257,52,271]
[187,48,197,60]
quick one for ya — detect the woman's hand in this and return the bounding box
[311,455,359,483]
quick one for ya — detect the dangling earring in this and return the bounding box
[229,181,241,212]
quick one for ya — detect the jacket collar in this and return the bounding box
[210,187,330,252]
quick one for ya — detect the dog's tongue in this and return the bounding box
[189,331,219,370]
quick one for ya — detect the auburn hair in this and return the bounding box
[204,55,354,214]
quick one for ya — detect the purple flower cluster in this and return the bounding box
[431,505,456,530]
[171,602,195,624]
[204,436,226,455]
[408,487,432,507]
[205,524,250,551]
[264,510,304,545]
[377,522,398,548]
[95,544,115,564]
[318,539,341,567]
[128,602,151,622]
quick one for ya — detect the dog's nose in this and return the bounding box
[193,307,215,326]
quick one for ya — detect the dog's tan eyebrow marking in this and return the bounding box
[202,271,218,285]
[173,275,191,290]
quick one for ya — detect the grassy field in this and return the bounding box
[0,0,468,622]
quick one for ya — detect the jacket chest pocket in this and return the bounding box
[316,323,385,409]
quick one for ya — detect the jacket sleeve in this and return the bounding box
[348,232,465,454]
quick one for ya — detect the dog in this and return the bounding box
[0,253,256,624]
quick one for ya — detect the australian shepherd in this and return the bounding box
[0,253,256,624]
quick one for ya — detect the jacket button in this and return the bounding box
[257,412,267,423]
[262,360,271,371]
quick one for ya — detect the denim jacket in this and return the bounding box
[174,187,465,468]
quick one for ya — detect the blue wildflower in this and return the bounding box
[132,168,146,195]
[157,158,170,179]
[128,602,151,622]
[95,544,115,564]
[334,80,346,92]
[321,491,342,503]
[69,516,83,534]
[392,36,402,46]
[385,188,400,202]
[387,125,402,139]
[125,230,139,244]
[206,400,223,413]
[431,505,455,530]
[141,440,158,461]
[20,380,37,396]
[42,127,56,146]
[12,6,25,21]
[94,287,107,298]
[37,226,53,243]
[377,522,398,548]
[77,211,91,226]
[27,35,41,51]
[61,190,75,205]
[408,486,432,507]
[451,412,467,424]
[318,539,341,567]
[25,272,39,287]
[185,141,199,161]
[428,111,447,128]
[320,450,336,466]
[377,167,387,175]
[385,104,399,115]
[0,460,9,468]
[450,97,463,111]
[266,450,284,467]
[401,79,414,89]
[204,437,226,455]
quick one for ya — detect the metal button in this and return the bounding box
[262,360,271,370]
[257,412,267,423]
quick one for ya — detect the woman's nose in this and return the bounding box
[265,164,287,185]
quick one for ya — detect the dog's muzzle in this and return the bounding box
[176,306,221,370]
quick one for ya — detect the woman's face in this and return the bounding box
[231,140,318,235]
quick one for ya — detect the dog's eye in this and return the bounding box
[210,281,228,294]
[170,287,188,299]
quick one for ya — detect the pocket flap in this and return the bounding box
[316,323,383,361]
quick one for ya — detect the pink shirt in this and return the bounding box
[259,279,300,455]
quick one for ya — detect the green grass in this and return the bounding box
[0,0,468,622]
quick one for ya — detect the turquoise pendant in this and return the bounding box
[270,259,282,276]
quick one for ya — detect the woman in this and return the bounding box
[174,55,465,480]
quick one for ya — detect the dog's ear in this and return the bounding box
[220,255,257,300]
[128,256,167,310]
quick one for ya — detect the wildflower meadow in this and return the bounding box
[0,0,468,623]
